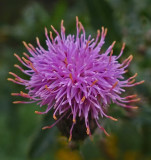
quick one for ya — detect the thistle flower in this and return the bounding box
[8,17,144,141]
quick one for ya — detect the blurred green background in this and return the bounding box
[1,0,151,159]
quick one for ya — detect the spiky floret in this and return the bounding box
[8,17,144,141]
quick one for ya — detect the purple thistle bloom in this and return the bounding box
[8,17,144,141]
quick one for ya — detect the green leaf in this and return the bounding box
[28,111,58,159]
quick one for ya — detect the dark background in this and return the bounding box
[0,0,151,159]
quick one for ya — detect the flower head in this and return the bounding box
[8,17,144,141]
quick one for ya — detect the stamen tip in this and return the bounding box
[109,116,118,121]
[141,80,145,84]
[51,25,54,30]
[61,19,64,24]
[104,130,110,137]
[13,101,20,104]
[36,37,39,41]
[68,136,72,142]
[122,42,126,49]
[137,98,141,101]
[73,119,76,123]
[97,29,100,35]
[111,41,116,48]
[35,111,41,115]
[104,28,108,35]
[86,127,90,135]
[42,126,49,130]
[53,114,57,120]
[130,54,133,60]
[22,41,26,44]
[81,96,86,103]
[132,106,139,109]
[11,93,16,96]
